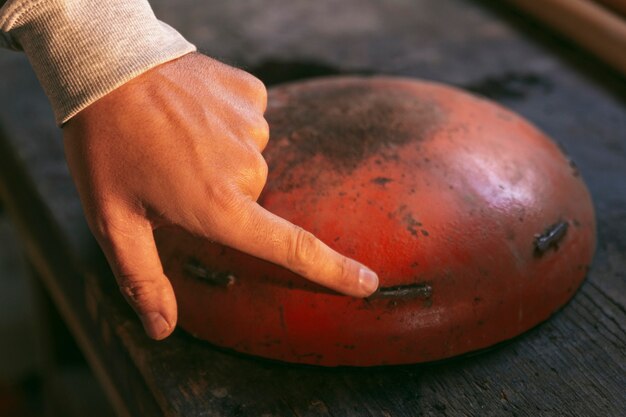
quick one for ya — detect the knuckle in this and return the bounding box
[117,275,160,311]
[206,182,240,214]
[90,214,126,244]
[251,152,269,184]
[242,73,267,108]
[85,199,138,243]
[286,227,320,275]
[91,216,113,241]
[256,84,268,109]
[243,116,269,152]
[336,256,354,289]
[253,117,270,141]
[248,74,267,95]
[236,151,268,200]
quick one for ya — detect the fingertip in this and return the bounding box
[222,202,379,298]
[140,312,174,340]
[358,266,379,297]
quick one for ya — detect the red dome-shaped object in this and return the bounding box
[154,77,596,366]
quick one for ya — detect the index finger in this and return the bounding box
[216,199,379,297]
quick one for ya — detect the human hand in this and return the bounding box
[62,53,379,340]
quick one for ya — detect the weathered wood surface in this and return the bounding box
[0,0,624,416]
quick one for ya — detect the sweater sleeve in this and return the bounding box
[0,0,196,126]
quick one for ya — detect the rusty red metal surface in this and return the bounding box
[154,77,596,366]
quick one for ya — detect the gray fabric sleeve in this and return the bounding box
[0,0,196,125]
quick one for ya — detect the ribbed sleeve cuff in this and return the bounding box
[0,0,196,125]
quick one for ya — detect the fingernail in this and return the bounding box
[141,312,171,340]
[358,267,379,296]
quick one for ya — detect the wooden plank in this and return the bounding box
[0,0,625,415]
[503,0,626,74]
[592,0,626,18]
[30,265,115,417]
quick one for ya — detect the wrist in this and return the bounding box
[0,0,196,125]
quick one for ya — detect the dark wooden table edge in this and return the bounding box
[0,128,161,417]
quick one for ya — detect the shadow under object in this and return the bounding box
[155,76,596,366]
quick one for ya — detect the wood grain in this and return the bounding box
[0,0,625,416]
[504,0,626,74]
[593,0,626,17]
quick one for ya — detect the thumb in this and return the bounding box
[93,213,177,340]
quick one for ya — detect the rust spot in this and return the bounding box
[373,282,433,299]
[405,217,420,236]
[266,79,444,174]
[184,259,235,286]
[371,177,393,185]
[393,206,423,237]
[534,221,569,256]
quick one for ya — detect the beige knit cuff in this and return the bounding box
[0,0,196,126]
